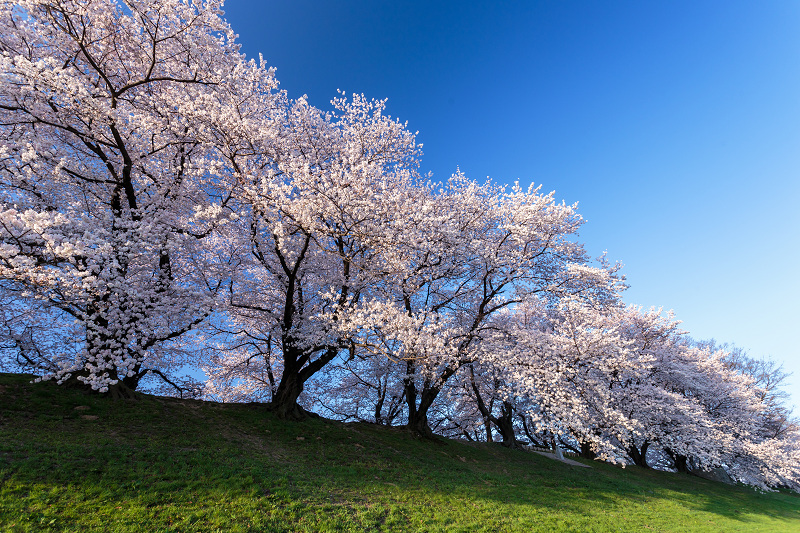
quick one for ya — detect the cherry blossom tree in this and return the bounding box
[335,173,626,436]
[588,307,724,469]
[202,93,425,419]
[698,341,798,442]
[0,0,278,396]
[682,344,799,489]
[491,297,633,460]
[461,362,521,446]
[582,313,799,489]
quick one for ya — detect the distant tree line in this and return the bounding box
[1,0,797,491]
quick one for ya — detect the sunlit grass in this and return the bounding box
[1,373,798,532]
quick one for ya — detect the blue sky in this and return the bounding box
[222,1,800,408]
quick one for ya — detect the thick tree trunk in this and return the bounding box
[106,380,140,400]
[580,441,597,460]
[269,329,338,420]
[628,440,650,468]
[59,367,139,400]
[673,454,689,474]
[404,372,437,436]
[58,369,95,394]
[628,446,644,467]
[270,371,308,421]
[405,397,436,436]
[483,416,494,443]
[406,410,434,436]
[495,402,518,448]
[665,448,690,473]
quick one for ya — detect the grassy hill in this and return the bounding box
[1,373,798,532]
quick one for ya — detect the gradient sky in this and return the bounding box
[221,0,800,408]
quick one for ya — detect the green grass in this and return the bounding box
[1,373,798,532]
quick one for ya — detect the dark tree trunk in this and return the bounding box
[406,390,437,436]
[467,365,520,446]
[495,402,518,448]
[468,365,494,443]
[119,364,146,394]
[673,454,689,474]
[58,366,139,400]
[664,448,690,473]
[121,374,141,391]
[407,409,434,436]
[580,441,597,460]
[628,440,650,468]
[270,370,308,420]
[374,389,386,425]
[628,446,644,467]
[519,415,550,448]
[496,417,516,447]
[483,415,494,443]
[59,369,93,391]
[404,361,419,428]
[265,232,317,422]
[106,380,140,400]
[404,368,438,436]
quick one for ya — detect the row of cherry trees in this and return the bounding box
[1,0,797,491]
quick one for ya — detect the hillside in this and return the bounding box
[1,373,798,532]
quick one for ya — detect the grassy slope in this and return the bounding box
[0,373,798,532]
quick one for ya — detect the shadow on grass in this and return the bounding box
[1,373,798,532]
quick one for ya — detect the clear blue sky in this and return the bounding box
[222,1,800,409]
